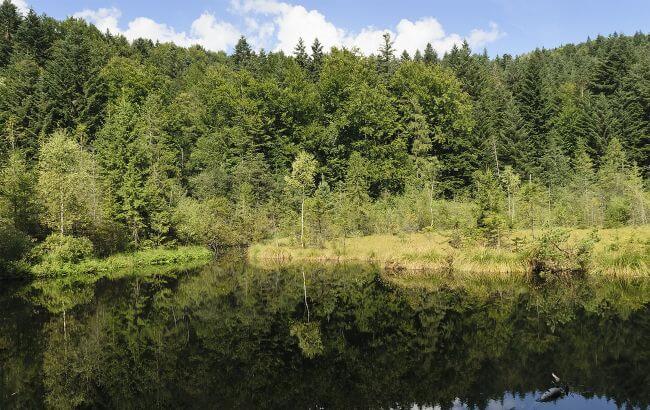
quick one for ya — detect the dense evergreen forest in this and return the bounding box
[0,0,648,271]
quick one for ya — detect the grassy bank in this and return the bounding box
[30,246,213,278]
[249,226,650,278]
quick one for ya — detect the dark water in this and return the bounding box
[1,257,649,409]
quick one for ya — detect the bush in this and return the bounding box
[31,234,94,264]
[527,229,598,280]
[173,197,244,251]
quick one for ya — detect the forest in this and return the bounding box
[0,0,648,275]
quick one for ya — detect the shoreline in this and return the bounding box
[248,226,650,278]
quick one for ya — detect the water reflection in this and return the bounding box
[1,257,649,409]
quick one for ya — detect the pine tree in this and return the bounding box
[233,35,253,67]
[39,19,106,134]
[400,50,410,62]
[0,55,40,156]
[14,8,56,65]
[598,136,627,195]
[377,32,396,76]
[443,41,486,98]
[413,49,423,62]
[590,36,632,96]
[0,150,39,233]
[588,94,621,160]
[624,163,647,225]
[571,138,598,226]
[293,37,309,69]
[514,49,551,172]
[310,38,324,77]
[423,43,437,65]
[473,169,507,247]
[0,0,21,67]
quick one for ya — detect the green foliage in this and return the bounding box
[473,169,507,247]
[0,218,31,264]
[527,229,599,280]
[0,5,646,263]
[289,321,324,359]
[32,233,94,265]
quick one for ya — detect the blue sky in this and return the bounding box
[15,0,650,56]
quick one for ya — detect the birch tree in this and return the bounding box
[285,151,317,248]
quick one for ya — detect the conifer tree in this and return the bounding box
[0,0,21,67]
[377,32,396,77]
[0,150,39,233]
[0,55,40,155]
[39,19,106,134]
[293,37,309,69]
[473,169,507,247]
[571,138,598,225]
[310,38,324,77]
[14,8,56,65]
[423,43,437,65]
[233,36,253,67]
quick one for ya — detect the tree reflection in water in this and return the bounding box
[1,257,649,409]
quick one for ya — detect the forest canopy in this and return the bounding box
[0,0,648,270]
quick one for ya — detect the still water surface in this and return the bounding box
[1,258,649,409]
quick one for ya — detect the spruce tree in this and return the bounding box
[0,0,20,67]
[233,36,253,67]
[39,19,106,134]
[377,32,396,77]
[310,38,324,77]
[14,8,56,65]
[0,55,40,156]
[0,150,39,233]
[293,37,309,69]
[423,43,437,65]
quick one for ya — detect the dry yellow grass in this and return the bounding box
[248,225,650,277]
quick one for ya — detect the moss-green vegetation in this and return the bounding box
[30,246,212,278]
[250,226,650,277]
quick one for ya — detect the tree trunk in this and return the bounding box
[300,197,305,248]
[59,188,65,235]
[302,268,310,322]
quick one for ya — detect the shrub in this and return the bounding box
[173,197,244,251]
[32,234,94,264]
[527,229,599,281]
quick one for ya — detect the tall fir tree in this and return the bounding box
[0,0,20,67]
[293,37,309,69]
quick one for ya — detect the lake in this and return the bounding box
[1,256,649,409]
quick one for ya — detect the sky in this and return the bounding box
[11,0,650,57]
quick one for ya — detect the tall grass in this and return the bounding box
[249,226,650,277]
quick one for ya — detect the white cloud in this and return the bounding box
[73,8,240,52]
[10,0,29,15]
[72,1,504,55]
[74,7,121,34]
[466,22,504,49]
[231,0,504,55]
[189,13,241,51]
